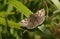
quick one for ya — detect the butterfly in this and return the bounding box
[19,9,45,29]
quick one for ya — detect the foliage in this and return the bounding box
[0,0,60,39]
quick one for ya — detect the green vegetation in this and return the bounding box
[0,0,60,39]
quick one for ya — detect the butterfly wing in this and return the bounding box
[19,9,45,29]
[19,14,39,29]
[35,9,45,25]
[19,18,29,27]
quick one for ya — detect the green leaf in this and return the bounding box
[38,24,55,39]
[0,17,21,29]
[0,12,15,17]
[8,0,33,17]
[51,0,60,11]
[6,3,13,13]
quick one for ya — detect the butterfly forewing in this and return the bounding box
[19,9,45,29]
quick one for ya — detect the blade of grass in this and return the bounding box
[0,12,15,17]
[0,17,21,29]
[38,24,55,39]
[51,0,60,11]
[8,0,33,17]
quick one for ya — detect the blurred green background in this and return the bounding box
[0,0,60,39]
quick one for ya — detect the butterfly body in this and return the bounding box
[19,9,45,29]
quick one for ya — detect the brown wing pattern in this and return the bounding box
[19,9,45,29]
